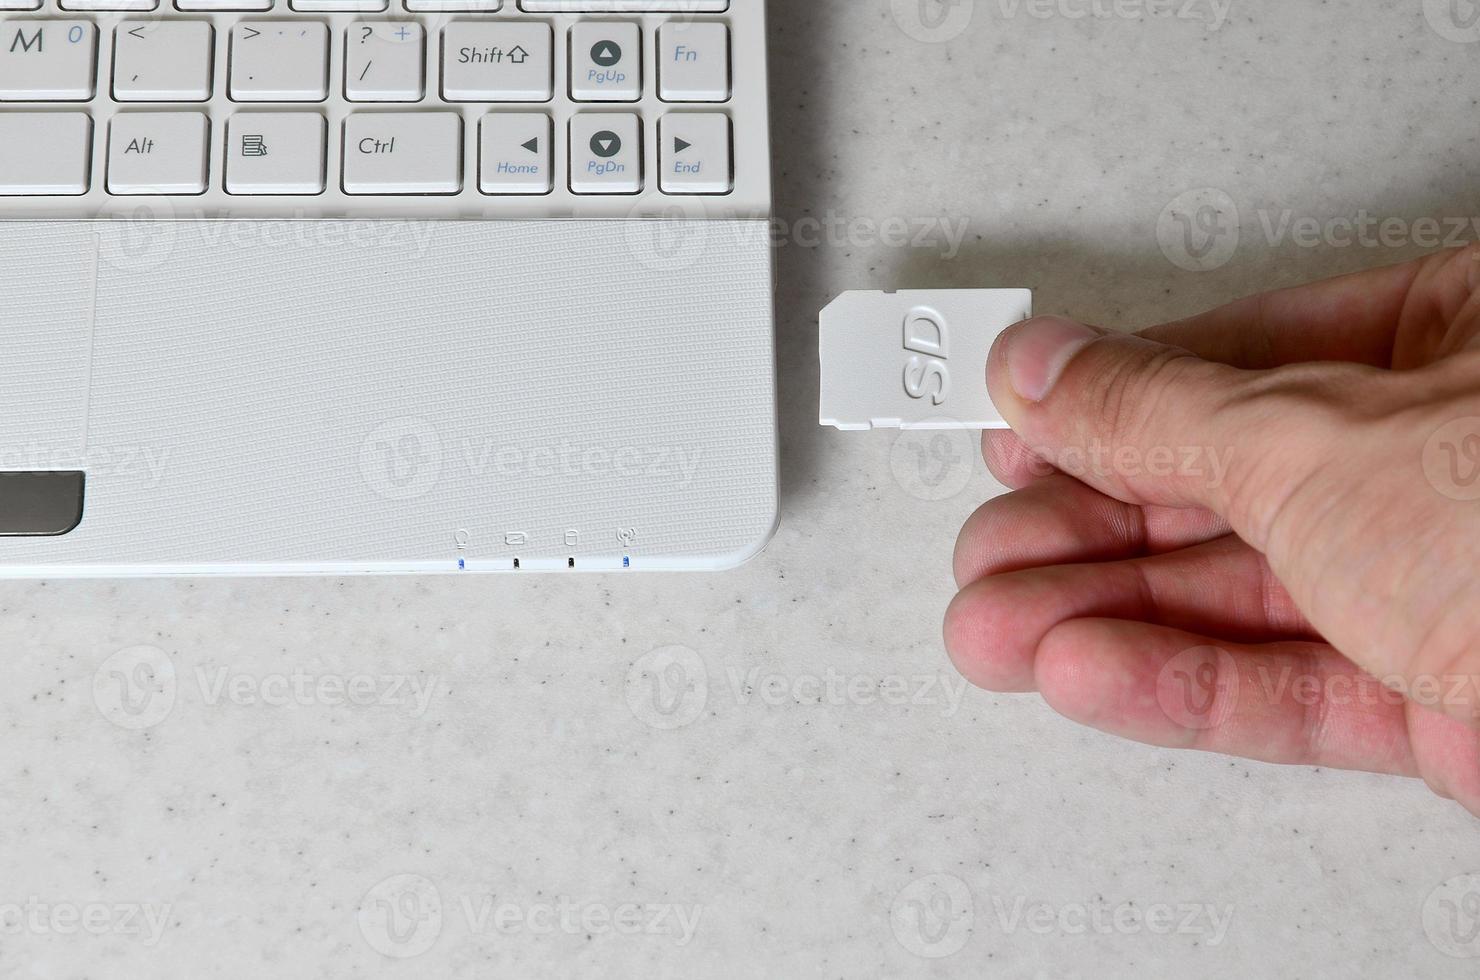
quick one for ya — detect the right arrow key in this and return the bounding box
[659,113,732,196]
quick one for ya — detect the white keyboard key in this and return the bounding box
[479,112,551,195]
[230,22,329,101]
[442,22,552,102]
[106,111,210,195]
[569,112,641,194]
[62,0,158,9]
[345,22,425,102]
[569,21,639,102]
[179,0,271,9]
[0,112,91,194]
[343,112,461,194]
[226,112,326,194]
[113,22,214,102]
[0,21,98,101]
[523,1,726,9]
[657,21,728,102]
[659,112,730,194]
[292,0,385,9]
[406,0,497,9]
[0,0,42,9]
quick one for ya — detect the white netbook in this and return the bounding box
[0,0,777,575]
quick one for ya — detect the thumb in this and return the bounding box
[986,316,1351,548]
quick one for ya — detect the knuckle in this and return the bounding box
[1081,343,1206,450]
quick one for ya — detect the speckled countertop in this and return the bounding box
[5,1,1480,976]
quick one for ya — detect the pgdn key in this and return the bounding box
[569,112,641,194]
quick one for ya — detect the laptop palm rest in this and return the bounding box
[0,219,777,574]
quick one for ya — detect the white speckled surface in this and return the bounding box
[5,1,1480,976]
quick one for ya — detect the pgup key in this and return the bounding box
[820,290,1033,431]
[0,21,98,101]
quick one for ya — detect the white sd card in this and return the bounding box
[819,289,1033,430]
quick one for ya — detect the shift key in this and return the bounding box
[343,112,462,194]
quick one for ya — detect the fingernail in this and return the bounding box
[1002,316,1100,403]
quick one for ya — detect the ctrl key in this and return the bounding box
[0,113,92,195]
[343,112,462,195]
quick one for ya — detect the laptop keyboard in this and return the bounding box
[0,0,769,218]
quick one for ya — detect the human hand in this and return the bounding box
[944,246,1480,814]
